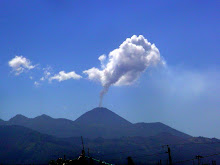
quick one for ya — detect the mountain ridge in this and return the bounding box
[4,107,191,139]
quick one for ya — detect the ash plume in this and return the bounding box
[99,86,109,107]
[84,35,166,107]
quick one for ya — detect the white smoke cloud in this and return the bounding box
[98,54,106,62]
[50,71,82,82]
[8,56,35,75]
[98,54,107,69]
[83,35,165,106]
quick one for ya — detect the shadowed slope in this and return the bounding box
[0,119,5,125]
[0,125,80,164]
[1,125,219,164]
[133,122,191,139]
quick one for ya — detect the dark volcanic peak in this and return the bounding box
[75,107,132,127]
[9,114,53,122]
[9,114,29,122]
[34,114,52,120]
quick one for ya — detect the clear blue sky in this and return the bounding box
[0,0,220,138]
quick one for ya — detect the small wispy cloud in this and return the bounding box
[49,71,82,82]
[40,66,52,81]
[8,56,36,75]
[8,55,82,86]
[34,81,40,87]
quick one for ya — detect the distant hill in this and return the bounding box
[0,125,81,164]
[1,125,220,164]
[9,114,79,137]
[0,119,5,125]
[133,122,190,139]
[5,107,191,139]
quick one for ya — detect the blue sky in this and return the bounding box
[0,1,220,138]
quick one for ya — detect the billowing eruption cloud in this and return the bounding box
[84,35,166,107]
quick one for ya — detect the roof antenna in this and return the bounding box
[81,136,85,156]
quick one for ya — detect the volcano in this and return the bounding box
[75,107,132,128]
[5,107,191,139]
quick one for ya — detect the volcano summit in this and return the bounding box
[3,107,190,139]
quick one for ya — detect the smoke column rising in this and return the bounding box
[84,35,166,107]
[99,86,109,107]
